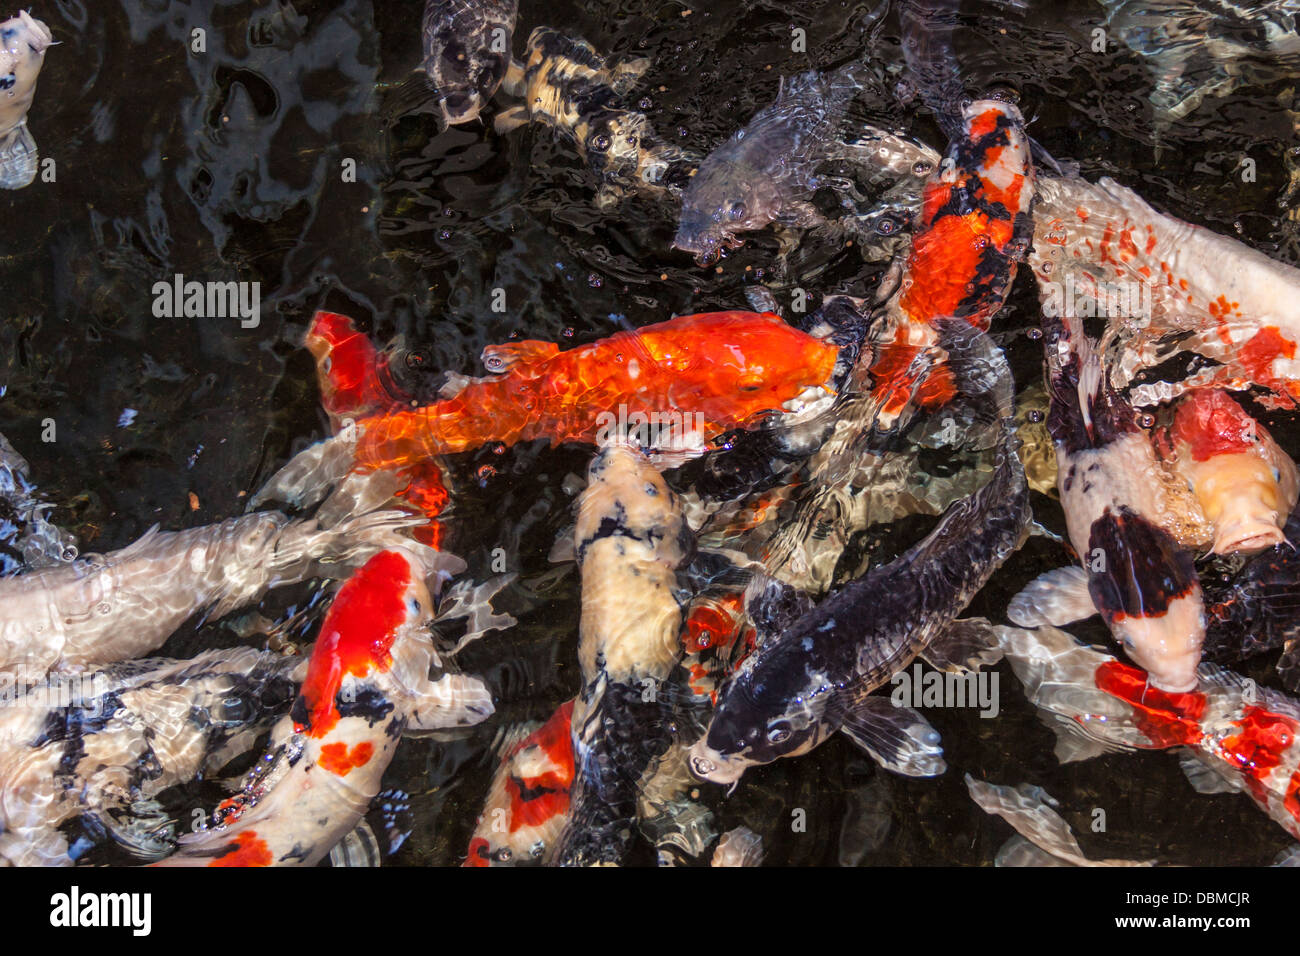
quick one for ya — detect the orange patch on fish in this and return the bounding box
[318,741,376,776]
[207,830,273,867]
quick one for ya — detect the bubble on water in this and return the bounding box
[1027,409,1044,422]
[439,228,452,240]
[639,96,653,110]
[588,273,602,288]
[405,350,427,369]
[875,216,900,236]
[1026,327,1043,340]
[562,327,574,337]
[491,443,506,455]
[477,465,497,482]
[973,235,989,250]
[1138,412,1156,428]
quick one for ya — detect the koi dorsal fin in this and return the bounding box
[481,340,560,374]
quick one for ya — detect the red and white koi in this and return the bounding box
[463,699,575,867]
[992,621,1300,845]
[155,549,492,866]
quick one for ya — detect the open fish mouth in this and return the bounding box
[688,738,752,785]
[672,227,745,266]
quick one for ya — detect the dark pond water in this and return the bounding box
[2,0,1298,865]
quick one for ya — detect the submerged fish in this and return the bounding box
[464,699,575,867]
[965,774,1155,867]
[689,320,1029,784]
[1156,388,1300,554]
[1010,314,1207,692]
[553,443,689,866]
[0,12,52,190]
[421,0,518,128]
[156,549,493,867]
[672,61,873,264]
[0,480,446,681]
[992,620,1300,846]
[0,646,301,867]
[497,27,691,207]
[1098,0,1300,125]
[352,310,839,472]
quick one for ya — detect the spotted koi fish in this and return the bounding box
[0,11,52,190]
[690,320,1029,785]
[0,646,302,867]
[351,310,839,473]
[992,621,1300,846]
[155,549,493,866]
[1009,313,1208,692]
[421,0,518,129]
[1029,173,1300,409]
[555,443,689,866]
[464,699,575,867]
[497,27,692,207]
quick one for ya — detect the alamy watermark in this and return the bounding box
[0,667,109,716]
[890,663,999,718]
[151,273,260,328]
[594,404,707,451]
[1041,274,1151,321]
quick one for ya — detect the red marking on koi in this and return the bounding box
[295,550,412,738]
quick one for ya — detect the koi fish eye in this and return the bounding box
[766,721,792,744]
[0,74,14,91]
[408,596,425,616]
[589,132,611,153]
[728,201,746,221]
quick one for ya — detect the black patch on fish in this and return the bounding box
[1043,321,1139,453]
[34,690,125,747]
[1086,507,1198,620]
[335,686,396,726]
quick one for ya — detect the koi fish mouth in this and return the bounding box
[687,739,751,786]
[672,226,745,267]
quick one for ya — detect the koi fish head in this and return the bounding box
[420,4,513,129]
[1085,507,1206,693]
[292,549,434,738]
[634,311,839,424]
[576,442,689,568]
[1,12,52,82]
[581,109,652,184]
[673,156,781,265]
[689,642,832,785]
[1165,389,1299,554]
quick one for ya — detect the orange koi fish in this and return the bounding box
[155,549,492,866]
[464,700,576,867]
[351,311,839,472]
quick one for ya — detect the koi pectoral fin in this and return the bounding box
[1007,565,1095,628]
[837,696,946,777]
[406,672,495,732]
